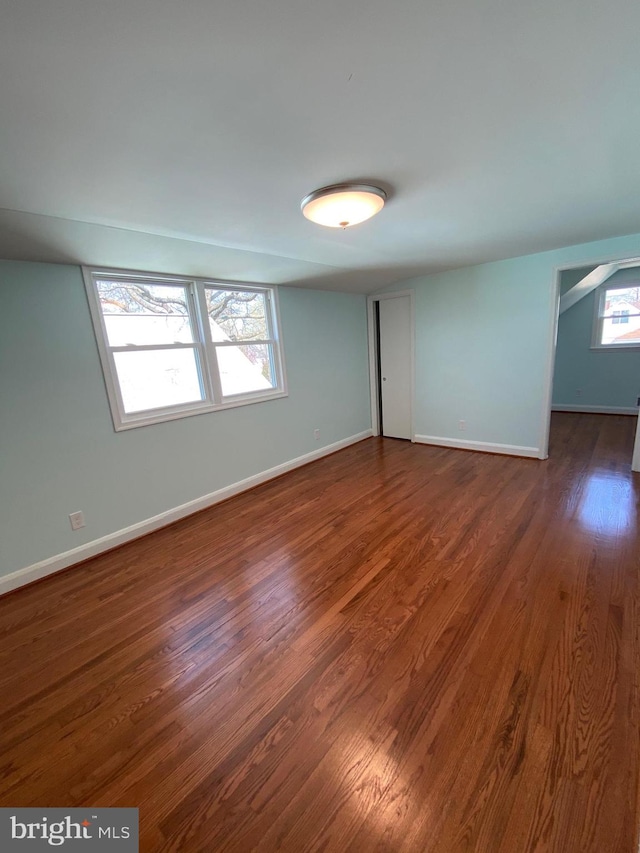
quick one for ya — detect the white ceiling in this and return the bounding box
[1,0,640,293]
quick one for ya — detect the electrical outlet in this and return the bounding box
[458,420,466,431]
[69,511,85,531]
[314,429,320,440]
[576,389,582,397]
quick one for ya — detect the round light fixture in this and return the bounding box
[301,183,386,228]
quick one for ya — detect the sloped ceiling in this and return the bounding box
[1,0,640,292]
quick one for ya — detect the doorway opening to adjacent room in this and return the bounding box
[541,255,640,469]
[367,291,415,440]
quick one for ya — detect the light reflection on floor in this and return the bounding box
[576,470,638,536]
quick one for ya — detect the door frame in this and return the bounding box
[539,253,640,462]
[367,290,416,439]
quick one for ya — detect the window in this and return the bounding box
[611,309,629,325]
[84,268,287,430]
[592,284,640,348]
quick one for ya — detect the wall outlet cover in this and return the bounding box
[69,511,85,531]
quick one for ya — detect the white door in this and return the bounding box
[379,296,412,439]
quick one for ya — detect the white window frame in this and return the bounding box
[83,266,288,431]
[591,284,640,350]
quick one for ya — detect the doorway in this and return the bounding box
[368,291,415,440]
[543,256,640,469]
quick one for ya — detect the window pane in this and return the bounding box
[97,280,194,346]
[601,286,640,318]
[113,349,204,413]
[602,324,640,345]
[205,289,268,342]
[216,344,275,396]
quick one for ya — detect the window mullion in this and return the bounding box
[179,284,211,407]
[194,283,223,404]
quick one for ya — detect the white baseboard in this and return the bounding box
[414,434,540,459]
[552,404,638,415]
[0,430,373,598]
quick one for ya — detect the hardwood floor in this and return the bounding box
[0,412,638,852]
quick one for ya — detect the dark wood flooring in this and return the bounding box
[0,413,639,852]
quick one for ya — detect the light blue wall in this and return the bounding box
[0,261,371,578]
[553,267,640,409]
[378,231,640,452]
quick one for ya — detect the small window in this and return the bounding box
[611,309,629,325]
[84,268,287,430]
[592,285,640,348]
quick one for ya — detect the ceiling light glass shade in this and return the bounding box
[301,184,386,228]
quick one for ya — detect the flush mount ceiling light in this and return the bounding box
[301,183,387,228]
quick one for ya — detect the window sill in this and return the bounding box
[590,344,640,351]
[114,390,288,432]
